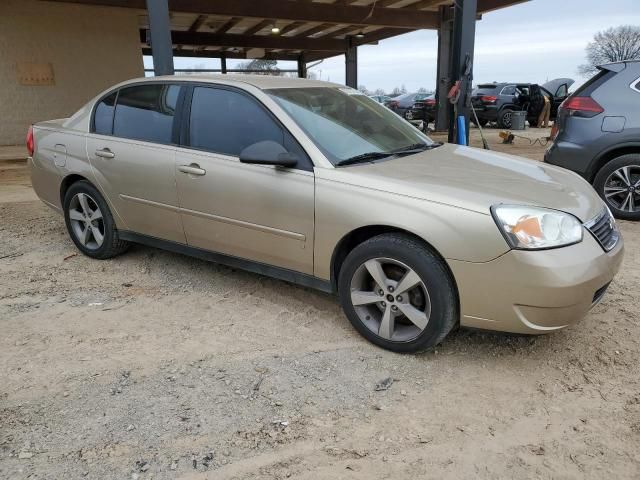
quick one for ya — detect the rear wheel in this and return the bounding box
[594,155,640,220]
[338,234,458,353]
[472,117,489,127]
[63,181,130,259]
[497,108,514,129]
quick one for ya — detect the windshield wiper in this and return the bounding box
[335,151,394,167]
[335,142,443,167]
[390,142,443,154]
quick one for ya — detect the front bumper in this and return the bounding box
[448,231,624,334]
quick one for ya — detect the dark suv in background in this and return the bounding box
[385,92,432,117]
[545,60,640,220]
[471,79,573,128]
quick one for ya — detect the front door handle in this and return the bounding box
[95,148,115,159]
[178,164,206,176]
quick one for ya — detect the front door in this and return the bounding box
[86,83,185,243]
[175,86,315,274]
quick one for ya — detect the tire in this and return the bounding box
[472,117,488,127]
[497,108,514,129]
[63,180,130,259]
[337,233,458,353]
[593,154,640,221]
[528,117,538,127]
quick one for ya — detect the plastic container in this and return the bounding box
[511,111,527,130]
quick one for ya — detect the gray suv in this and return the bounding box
[545,61,640,220]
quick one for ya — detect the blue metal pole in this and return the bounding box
[457,115,467,146]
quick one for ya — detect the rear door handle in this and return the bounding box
[95,148,115,159]
[178,164,206,176]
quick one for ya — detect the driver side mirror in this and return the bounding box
[239,140,298,168]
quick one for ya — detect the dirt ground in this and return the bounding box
[1,132,639,479]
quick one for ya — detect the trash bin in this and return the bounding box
[511,111,527,130]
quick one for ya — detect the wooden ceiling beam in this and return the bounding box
[215,16,242,34]
[140,29,352,51]
[188,14,207,32]
[243,18,273,36]
[142,47,308,61]
[46,0,440,28]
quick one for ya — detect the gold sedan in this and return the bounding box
[28,76,623,352]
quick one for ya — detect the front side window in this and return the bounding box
[93,92,117,135]
[188,87,285,157]
[268,87,433,165]
[112,84,179,144]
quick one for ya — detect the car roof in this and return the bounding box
[122,74,344,90]
[599,59,640,73]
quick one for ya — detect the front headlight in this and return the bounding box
[491,205,583,250]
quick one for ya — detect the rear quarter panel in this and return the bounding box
[30,125,91,211]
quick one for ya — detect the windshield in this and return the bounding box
[268,87,433,165]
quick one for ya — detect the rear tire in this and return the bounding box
[593,154,640,220]
[337,233,458,353]
[63,180,130,259]
[497,108,514,129]
[472,117,489,127]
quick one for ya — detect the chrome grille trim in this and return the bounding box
[584,208,619,252]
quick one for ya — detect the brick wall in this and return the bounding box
[0,0,144,145]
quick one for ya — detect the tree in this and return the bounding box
[417,87,428,93]
[578,25,640,76]
[357,85,369,94]
[237,58,282,75]
[373,88,386,96]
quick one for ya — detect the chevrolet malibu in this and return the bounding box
[28,76,624,353]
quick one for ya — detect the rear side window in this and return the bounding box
[189,87,283,157]
[93,92,117,135]
[113,84,179,144]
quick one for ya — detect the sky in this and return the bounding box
[144,0,640,93]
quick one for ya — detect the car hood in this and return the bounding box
[326,143,604,222]
[542,78,575,95]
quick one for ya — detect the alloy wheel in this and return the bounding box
[68,192,105,249]
[349,257,431,342]
[604,165,640,213]
[502,111,512,128]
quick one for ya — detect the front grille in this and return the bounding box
[585,208,619,252]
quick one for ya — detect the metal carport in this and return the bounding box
[45,0,528,141]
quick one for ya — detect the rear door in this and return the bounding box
[174,85,315,274]
[542,78,575,117]
[86,83,185,243]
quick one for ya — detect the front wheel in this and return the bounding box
[338,234,458,353]
[594,154,640,220]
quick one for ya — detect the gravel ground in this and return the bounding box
[1,140,639,479]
